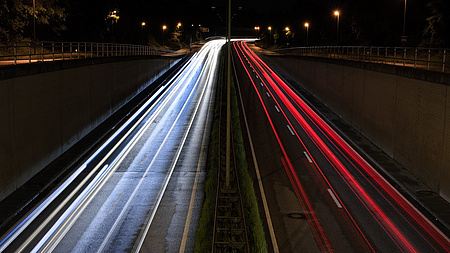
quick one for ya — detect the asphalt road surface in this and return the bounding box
[0,39,224,253]
[232,40,450,253]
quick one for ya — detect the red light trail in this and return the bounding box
[233,40,450,252]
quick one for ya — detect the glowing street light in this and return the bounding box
[334,10,340,45]
[304,22,309,45]
[254,26,260,38]
[285,27,290,32]
[141,22,146,44]
[162,25,167,46]
[177,22,182,28]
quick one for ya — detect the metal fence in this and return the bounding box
[274,46,448,73]
[0,41,185,65]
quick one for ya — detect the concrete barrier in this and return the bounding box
[270,56,450,202]
[0,56,180,201]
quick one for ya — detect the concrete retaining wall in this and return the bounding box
[0,57,179,201]
[271,56,450,202]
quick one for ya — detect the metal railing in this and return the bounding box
[0,41,185,65]
[274,46,448,73]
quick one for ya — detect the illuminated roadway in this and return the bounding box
[233,40,450,252]
[0,39,225,252]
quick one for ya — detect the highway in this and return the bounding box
[233,40,450,252]
[0,39,225,253]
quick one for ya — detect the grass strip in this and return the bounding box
[194,44,267,252]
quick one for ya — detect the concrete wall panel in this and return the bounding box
[270,56,450,201]
[0,79,14,197]
[0,57,177,202]
[441,86,450,200]
[13,72,62,187]
[415,81,446,190]
[361,71,397,156]
[60,67,92,151]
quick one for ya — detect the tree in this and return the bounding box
[422,0,450,47]
[0,0,66,43]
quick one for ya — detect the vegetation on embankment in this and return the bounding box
[194,44,267,253]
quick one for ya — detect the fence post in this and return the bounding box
[414,49,417,69]
[14,43,17,65]
[52,42,55,61]
[29,43,32,63]
[91,43,93,58]
[70,42,73,60]
[41,42,44,62]
[403,48,406,66]
[394,48,396,66]
[443,50,446,73]
[427,49,431,70]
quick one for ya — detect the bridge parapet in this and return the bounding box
[0,41,184,66]
[274,46,448,73]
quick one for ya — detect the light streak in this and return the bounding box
[234,40,450,252]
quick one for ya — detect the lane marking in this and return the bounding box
[135,41,224,253]
[303,151,313,164]
[179,63,216,252]
[109,193,124,214]
[139,153,148,165]
[327,189,342,209]
[274,105,280,113]
[260,82,264,86]
[233,54,280,253]
[287,125,295,136]
[266,92,271,98]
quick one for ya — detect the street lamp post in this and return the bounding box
[304,22,309,45]
[226,0,231,189]
[254,26,260,39]
[268,26,272,44]
[162,25,167,46]
[141,22,146,44]
[334,10,340,45]
[285,27,290,46]
[402,0,408,44]
[33,0,36,44]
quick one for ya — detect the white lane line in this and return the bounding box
[233,55,280,253]
[135,41,224,253]
[179,73,215,253]
[260,82,264,86]
[266,92,271,98]
[287,125,295,136]
[274,105,280,113]
[327,189,342,209]
[303,151,313,163]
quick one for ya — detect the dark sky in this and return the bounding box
[61,0,447,47]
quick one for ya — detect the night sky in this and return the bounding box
[12,0,450,47]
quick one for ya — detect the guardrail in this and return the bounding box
[274,46,448,73]
[0,42,185,65]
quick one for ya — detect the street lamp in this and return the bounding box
[162,25,167,46]
[33,0,36,45]
[177,22,182,28]
[402,0,407,44]
[254,26,260,38]
[141,22,146,44]
[334,10,340,45]
[285,27,290,46]
[304,22,309,45]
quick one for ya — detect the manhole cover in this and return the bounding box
[288,213,306,219]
